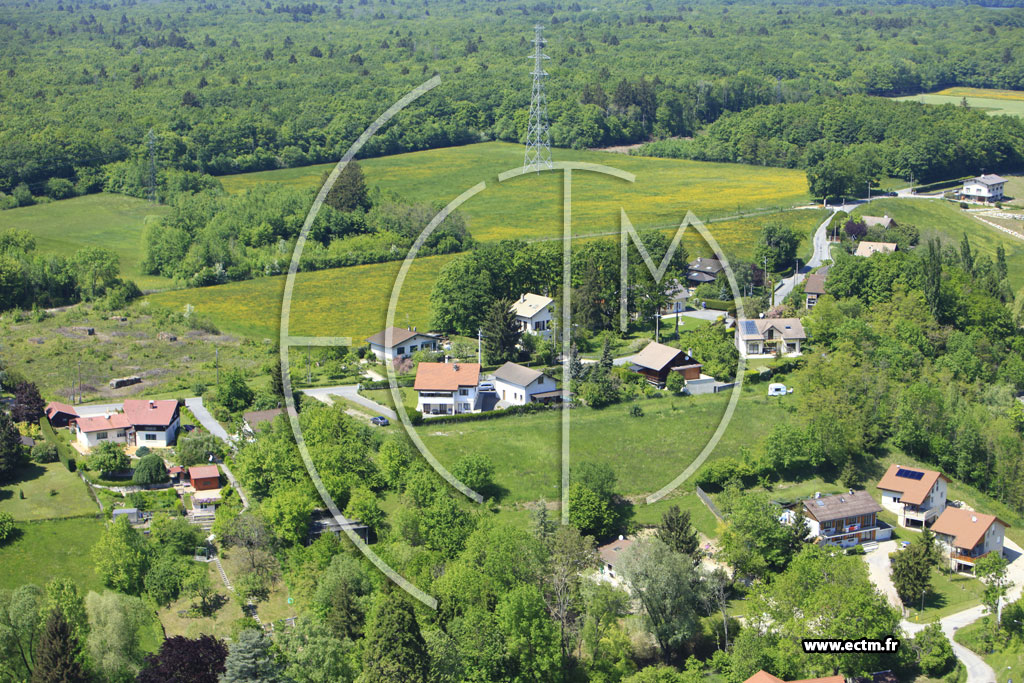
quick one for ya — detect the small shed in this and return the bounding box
[112,508,140,524]
[188,465,221,491]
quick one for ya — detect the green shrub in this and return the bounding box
[0,511,14,542]
[30,441,59,463]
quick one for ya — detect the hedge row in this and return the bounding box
[696,298,737,313]
[359,378,415,391]
[414,402,559,426]
[38,417,76,472]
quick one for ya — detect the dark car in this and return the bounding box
[370,416,390,427]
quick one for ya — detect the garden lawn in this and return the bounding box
[851,198,1024,289]
[156,560,244,640]
[221,141,813,245]
[902,568,985,623]
[0,461,98,521]
[0,193,171,290]
[415,383,797,505]
[0,517,104,592]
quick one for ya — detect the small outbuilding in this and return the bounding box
[629,341,701,388]
[188,465,221,491]
[45,401,79,429]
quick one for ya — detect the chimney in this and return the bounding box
[453,363,460,372]
[972,515,978,523]
[687,348,694,358]
[149,400,155,409]
[849,489,854,495]
[618,535,624,541]
[814,492,821,499]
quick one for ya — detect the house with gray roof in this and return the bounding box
[789,490,891,548]
[491,362,561,406]
[960,174,1007,203]
[365,327,439,362]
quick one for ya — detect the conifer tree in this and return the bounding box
[361,590,429,683]
[31,608,88,683]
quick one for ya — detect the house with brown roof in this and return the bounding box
[365,326,439,362]
[45,401,79,429]
[930,507,1008,573]
[492,362,559,406]
[188,464,221,492]
[743,671,844,683]
[596,535,634,588]
[798,490,890,548]
[123,399,180,448]
[736,318,806,357]
[876,464,949,528]
[628,341,702,388]
[804,266,829,310]
[854,241,897,258]
[242,408,284,437]
[414,362,482,416]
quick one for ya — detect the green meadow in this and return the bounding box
[851,198,1024,288]
[896,87,1024,118]
[222,141,813,244]
[0,193,171,290]
[146,253,453,341]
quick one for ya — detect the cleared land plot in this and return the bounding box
[0,517,104,592]
[0,193,171,290]
[156,560,244,640]
[0,461,98,521]
[415,384,793,505]
[221,141,813,244]
[851,198,1024,288]
[146,252,451,342]
[896,87,1024,118]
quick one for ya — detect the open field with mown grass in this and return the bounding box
[0,461,98,521]
[0,517,105,592]
[415,383,796,505]
[851,198,1024,288]
[896,87,1024,118]
[222,141,814,244]
[145,252,452,342]
[0,193,171,290]
[955,620,1024,683]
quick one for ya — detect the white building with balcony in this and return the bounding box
[414,362,481,416]
[876,464,949,528]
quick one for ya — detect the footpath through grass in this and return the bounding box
[0,193,171,290]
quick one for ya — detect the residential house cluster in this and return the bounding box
[782,464,1008,573]
[47,399,182,450]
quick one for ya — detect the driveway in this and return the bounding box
[301,385,397,420]
[862,539,901,609]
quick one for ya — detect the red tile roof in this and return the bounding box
[743,672,844,683]
[877,464,947,506]
[930,507,1008,551]
[414,362,481,391]
[123,399,178,427]
[45,401,78,418]
[74,413,131,433]
[188,465,220,481]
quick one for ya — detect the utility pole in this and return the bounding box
[146,128,157,203]
[477,329,482,365]
[523,25,552,172]
[306,346,311,384]
[77,359,81,404]
[215,347,219,385]
[654,313,660,343]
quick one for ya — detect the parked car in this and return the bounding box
[370,416,390,426]
[478,382,494,392]
[768,383,791,396]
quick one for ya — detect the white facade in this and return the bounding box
[416,385,478,415]
[133,418,180,448]
[961,175,1006,203]
[76,426,128,449]
[367,331,438,362]
[879,479,947,527]
[493,373,557,406]
[511,294,554,339]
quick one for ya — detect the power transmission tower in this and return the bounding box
[523,25,552,172]
[146,128,157,203]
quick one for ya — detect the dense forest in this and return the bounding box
[2,0,1024,199]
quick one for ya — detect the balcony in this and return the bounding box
[820,522,878,538]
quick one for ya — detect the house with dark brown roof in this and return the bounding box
[799,490,890,548]
[45,401,79,428]
[365,327,438,362]
[188,464,221,492]
[242,408,284,436]
[596,536,634,588]
[628,341,702,388]
[930,507,1008,573]
[804,266,829,309]
[876,464,949,528]
[414,362,481,416]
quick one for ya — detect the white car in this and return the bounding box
[478,382,494,392]
[768,383,789,396]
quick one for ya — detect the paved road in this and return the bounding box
[302,385,397,420]
[74,402,125,417]
[183,397,249,510]
[772,209,842,304]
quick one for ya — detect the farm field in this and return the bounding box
[221,141,814,244]
[851,198,1024,288]
[0,461,98,521]
[415,383,796,505]
[143,207,826,344]
[896,87,1024,118]
[0,517,105,592]
[0,193,171,290]
[145,252,452,342]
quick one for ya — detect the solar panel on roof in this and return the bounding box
[895,468,924,480]
[741,320,758,335]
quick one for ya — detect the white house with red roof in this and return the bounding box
[876,464,949,528]
[930,507,1009,573]
[72,399,180,449]
[414,362,481,416]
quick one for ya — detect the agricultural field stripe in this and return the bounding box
[283,336,353,346]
